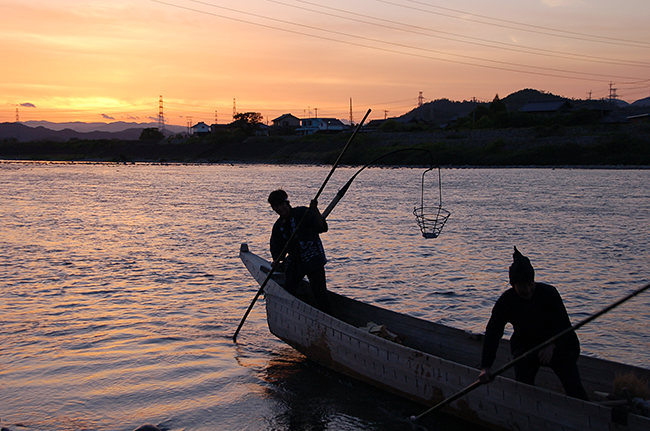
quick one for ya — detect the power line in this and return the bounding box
[155,0,647,83]
[276,0,650,68]
[385,0,650,49]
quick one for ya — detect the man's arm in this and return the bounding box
[309,199,328,233]
[479,298,508,383]
[269,222,284,264]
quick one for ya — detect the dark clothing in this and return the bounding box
[512,344,587,400]
[481,282,588,400]
[270,206,332,313]
[283,265,331,315]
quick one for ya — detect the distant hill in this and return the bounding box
[632,96,650,107]
[399,88,644,126]
[611,99,631,108]
[399,89,569,125]
[400,98,478,125]
[0,122,149,142]
[3,89,647,142]
[501,89,566,111]
[22,120,186,135]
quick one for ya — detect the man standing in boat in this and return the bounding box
[479,247,589,400]
[268,189,333,314]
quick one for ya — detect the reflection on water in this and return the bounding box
[258,347,480,431]
[1,162,648,431]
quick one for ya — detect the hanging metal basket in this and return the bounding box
[413,205,450,239]
[414,166,450,239]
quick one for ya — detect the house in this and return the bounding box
[210,123,231,133]
[518,100,572,115]
[571,99,614,116]
[364,119,389,131]
[271,113,301,135]
[296,118,346,135]
[570,99,621,123]
[272,113,301,128]
[191,121,210,136]
[255,123,270,136]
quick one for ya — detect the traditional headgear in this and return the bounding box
[509,246,535,285]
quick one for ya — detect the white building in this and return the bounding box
[191,122,210,135]
[296,118,346,135]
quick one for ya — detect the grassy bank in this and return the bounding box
[2,124,649,166]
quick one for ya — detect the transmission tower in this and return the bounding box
[608,82,618,104]
[186,116,193,135]
[384,110,388,120]
[233,98,236,120]
[418,91,424,107]
[214,110,218,125]
[15,108,19,122]
[158,95,165,132]
[349,98,353,125]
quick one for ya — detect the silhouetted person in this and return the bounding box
[268,189,332,314]
[479,247,588,400]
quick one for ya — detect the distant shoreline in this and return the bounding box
[2,124,649,166]
[3,159,649,170]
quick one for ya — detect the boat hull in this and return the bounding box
[240,245,650,431]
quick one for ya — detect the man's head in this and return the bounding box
[268,189,291,217]
[509,246,536,299]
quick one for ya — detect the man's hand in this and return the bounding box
[539,344,555,364]
[479,368,493,384]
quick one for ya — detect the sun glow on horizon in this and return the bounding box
[2,0,649,126]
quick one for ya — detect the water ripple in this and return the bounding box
[1,163,648,431]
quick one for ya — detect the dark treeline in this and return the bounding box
[2,118,649,167]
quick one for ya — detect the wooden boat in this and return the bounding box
[239,244,650,431]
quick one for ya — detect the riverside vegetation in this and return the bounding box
[2,101,649,167]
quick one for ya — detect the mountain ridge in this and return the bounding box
[3,89,648,142]
[0,122,149,142]
[400,88,643,125]
[22,120,186,134]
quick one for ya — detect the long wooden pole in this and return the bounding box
[322,147,434,218]
[411,281,650,424]
[232,109,371,342]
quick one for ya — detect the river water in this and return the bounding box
[1,162,649,431]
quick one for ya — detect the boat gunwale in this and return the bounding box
[239,246,650,431]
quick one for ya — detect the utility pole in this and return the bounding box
[233,98,236,120]
[158,95,165,132]
[384,110,388,120]
[186,116,193,135]
[214,110,218,125]
[15,108,19,122]
[472,97,477,123]
[314,107,318,118]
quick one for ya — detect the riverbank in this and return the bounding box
[1,124,649,166]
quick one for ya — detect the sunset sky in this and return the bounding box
[2,0,649,126]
